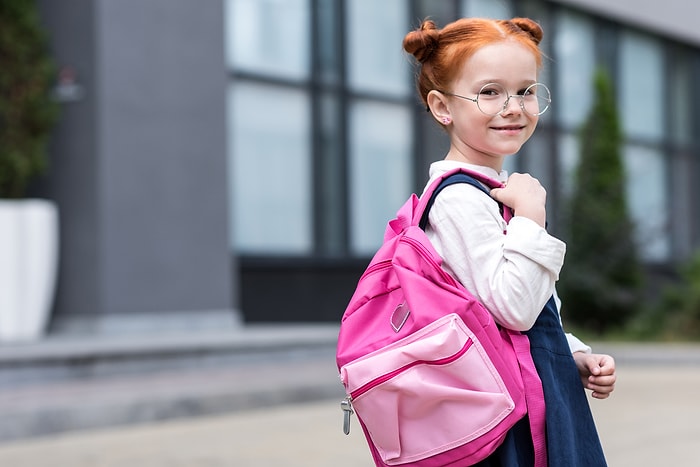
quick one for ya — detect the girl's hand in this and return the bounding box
[573,352,617,399]
[489,173,547,227]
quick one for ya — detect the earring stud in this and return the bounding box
[442,117,451,125]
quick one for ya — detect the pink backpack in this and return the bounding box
[336,168,547,467]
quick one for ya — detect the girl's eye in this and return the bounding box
[480,87,503,97]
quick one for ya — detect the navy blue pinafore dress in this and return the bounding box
[473,297,608,466]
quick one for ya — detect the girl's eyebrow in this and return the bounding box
[473,79,537,86]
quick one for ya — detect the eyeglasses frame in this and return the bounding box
[440,82,551,116]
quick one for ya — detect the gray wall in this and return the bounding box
[39,0,238,333]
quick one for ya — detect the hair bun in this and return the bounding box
[403,19,440,63]
[508,17,543,45]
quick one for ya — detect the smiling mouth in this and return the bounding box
[492,125,524,131]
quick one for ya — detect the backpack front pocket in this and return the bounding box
[340,313,515,465]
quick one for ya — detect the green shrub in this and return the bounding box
[0,0,58,198]
[559,68,644,334]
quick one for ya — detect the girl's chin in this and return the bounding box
[492,143,526,155]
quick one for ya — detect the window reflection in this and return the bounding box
[557,133,580,199]
[225,0,310,80]
[228,83,312,253]
[347,0,410,96]
[349,101,412,254]
[624,145,669,261]
[554,11,594,130]
[620,30,664,140]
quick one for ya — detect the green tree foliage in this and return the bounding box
[559,68,643,333]
[0,0,58,198]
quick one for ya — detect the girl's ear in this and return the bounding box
[427,90,451,126]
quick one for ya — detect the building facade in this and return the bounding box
[37,0,700,332]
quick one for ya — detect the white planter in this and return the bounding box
[0,199,59,342]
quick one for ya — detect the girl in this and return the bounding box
[402,17,616,466]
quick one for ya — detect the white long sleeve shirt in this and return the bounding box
[424,160,590,354]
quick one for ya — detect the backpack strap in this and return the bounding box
[418,171,507,231]
[503,331,548,467]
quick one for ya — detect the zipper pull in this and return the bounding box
[340,396,354,435]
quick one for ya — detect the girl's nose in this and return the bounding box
[499,95,522,116]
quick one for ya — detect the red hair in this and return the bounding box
[403,17,544,108]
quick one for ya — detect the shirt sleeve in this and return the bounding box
[566,333,592,354]
[426,182,566,332]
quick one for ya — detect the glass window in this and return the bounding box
[554,11,595,130]
[228,82,312,253]
[349,101,412,254]
[619,30,664,140]
[461,0,512,19]
[225,0,310,80]
[624,145,669,261]
[557,133,580,199]
[346,0,410,96]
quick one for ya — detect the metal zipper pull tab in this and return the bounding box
[340,396,354,435]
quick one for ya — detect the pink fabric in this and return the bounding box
[337,168,546,467]
[342,314,516,465]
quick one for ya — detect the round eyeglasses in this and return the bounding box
[442,82,551,116]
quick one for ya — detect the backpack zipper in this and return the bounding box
[359,258,391,279]
[401,235,460,287]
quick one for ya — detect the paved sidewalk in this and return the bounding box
[0,359,699,466]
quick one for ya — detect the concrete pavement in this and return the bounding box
[1,341,700,466]
[591,364,700,466]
